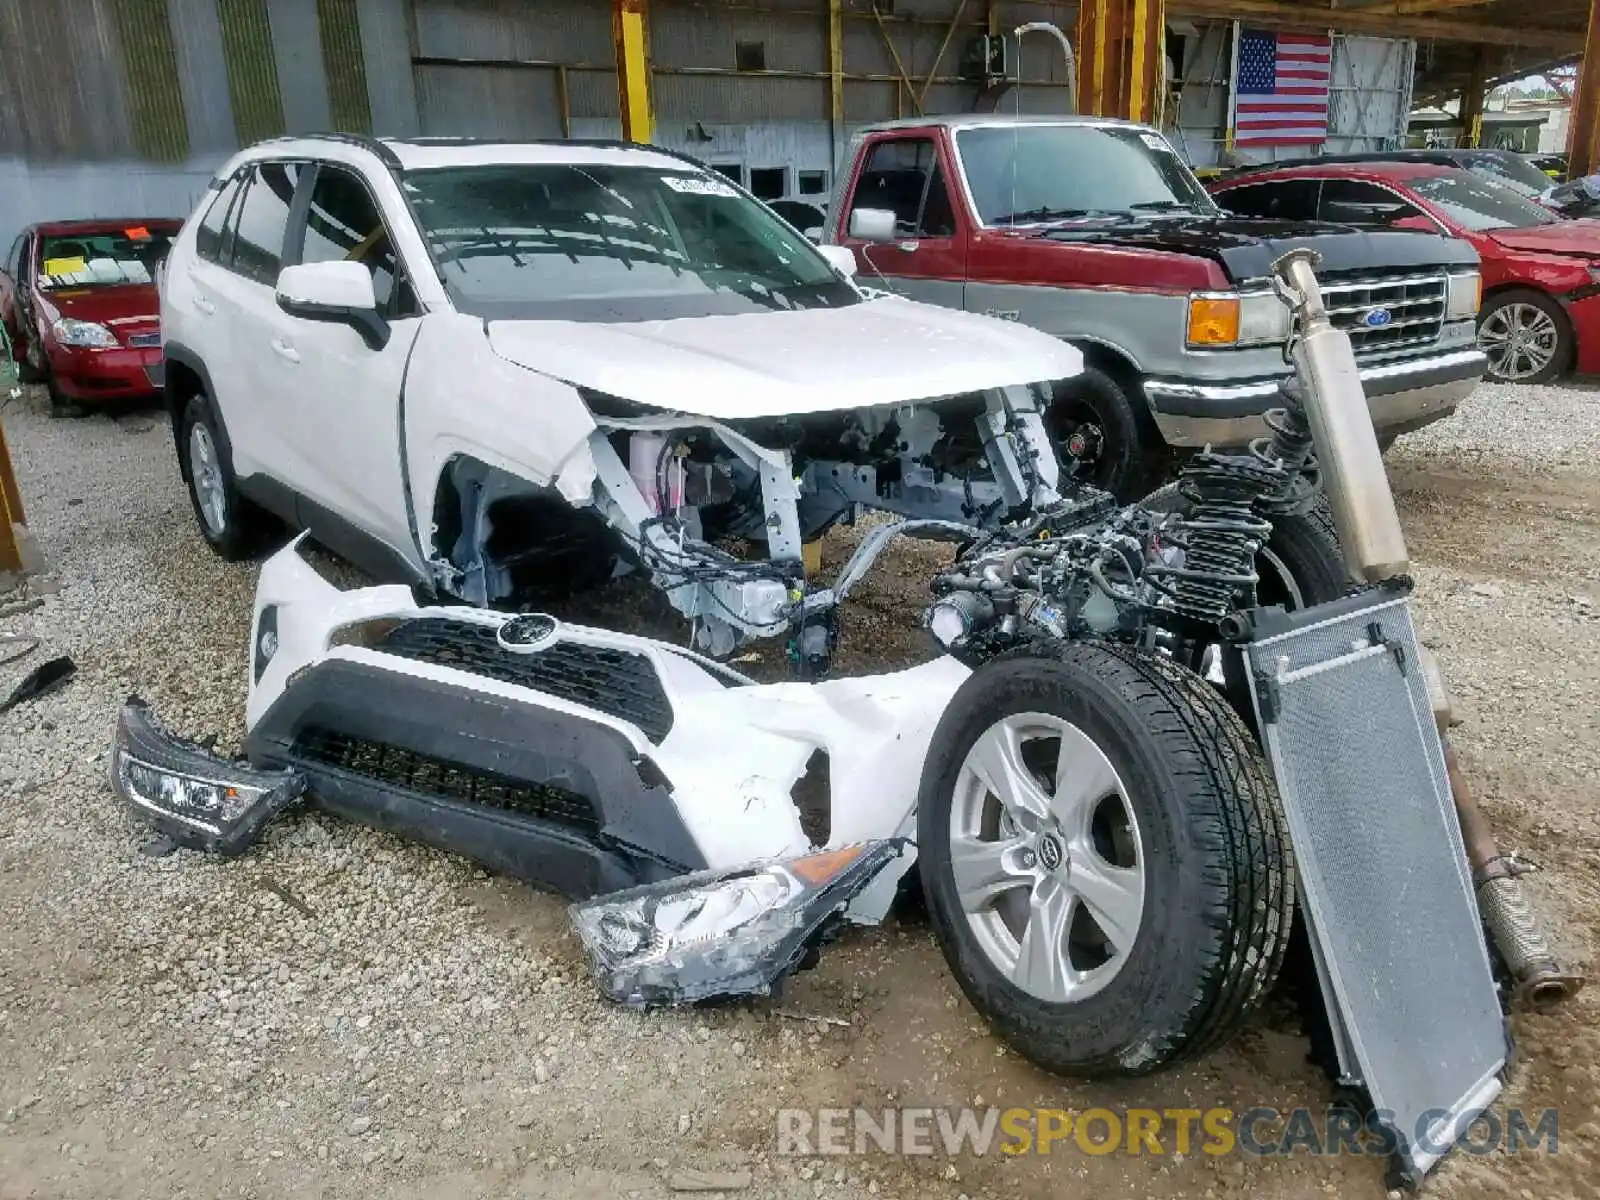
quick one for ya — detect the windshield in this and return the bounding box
[1464,154,1556,197]
[954,124,1216,226]
[38,227,176,289]
[1408,172,1558,232]
[401,163,860,321]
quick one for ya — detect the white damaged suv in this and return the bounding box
[159,135,1086,662]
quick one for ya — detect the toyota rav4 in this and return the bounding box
[159,135,1086,670]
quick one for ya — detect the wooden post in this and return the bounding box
[1569,0,1600,176]
[0,415,24,575]
[614,0,653,144]
[1077,0,1166,120]
[1459,46,1488,147]
[828,0,843,171]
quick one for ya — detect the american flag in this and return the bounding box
[1232,27,1332,147]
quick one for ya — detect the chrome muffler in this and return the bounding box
[1270,249,1410,583]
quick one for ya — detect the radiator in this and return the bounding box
[1243,588,1507,1183]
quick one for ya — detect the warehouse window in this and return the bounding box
[798,170,828,195]
[735,41,766,72]
[711,163,745,186]
[750,169,787,201]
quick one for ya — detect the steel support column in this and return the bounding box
[1076,0,1166,122]
[614,0,653,144]
[1570,0,1600,177]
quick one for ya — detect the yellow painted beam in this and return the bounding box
[614,0,652,144]
[1459,46,1488,147]
[1077,0,1164,121]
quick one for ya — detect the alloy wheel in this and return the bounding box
[1479,302,1559,381]
[189,423,227,536]
[949,713,1144,1003]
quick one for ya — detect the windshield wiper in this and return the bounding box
[1127,199,1196,212]
[992,206,1115,225]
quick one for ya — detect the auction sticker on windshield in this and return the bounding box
[662,175,739,197]
[44,256,87,278]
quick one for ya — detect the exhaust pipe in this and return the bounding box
[1270,249,1411,583]
[1423,658,1584,1007]
[1272,248,1582,1008]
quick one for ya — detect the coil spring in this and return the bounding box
[1248,380,1322,518]
[1154,452,1287,625]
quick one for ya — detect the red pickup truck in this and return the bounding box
[819,115,1486,498]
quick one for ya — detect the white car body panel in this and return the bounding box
[248,537,968,920]
[487,297,1085,420]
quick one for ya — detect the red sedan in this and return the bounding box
[1208,162,1600,384]
[1,218,180,416]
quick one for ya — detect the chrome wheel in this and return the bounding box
[950,712,1144,1004]
[1479,302,1560,381]
[189,422,227,536]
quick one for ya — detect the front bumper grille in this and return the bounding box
[1319,271,1447,358]
[293,726,601,834]
[378,618,674,743]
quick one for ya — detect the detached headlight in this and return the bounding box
[110,697,305,854]
[1186,291,1289,348]
[1446,271,1482,319]
[570,840,903,1006]
[51,318,119,348]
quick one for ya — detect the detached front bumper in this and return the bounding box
[1143,347,1487,448]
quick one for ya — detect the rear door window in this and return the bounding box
[228,162,308,286]
[1317,180,1421,226]
[196,173,246,265]
[1214,179,1320,221]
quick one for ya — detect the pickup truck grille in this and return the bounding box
[1318,272,1447,358]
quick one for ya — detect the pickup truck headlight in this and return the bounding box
[1445,271,1481,320]
[1186,291,1290,349]
[51,318,119,348]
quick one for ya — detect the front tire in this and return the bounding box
[1477,288,1571,384]
[917,641,1296,1078]
[1048,367,1164,502]
[179,393,274,560]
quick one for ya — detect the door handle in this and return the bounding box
[191,295,216,315]
[270,337,299,364]
[896,240,920,253]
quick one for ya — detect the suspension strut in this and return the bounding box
[1153,451,1285,626]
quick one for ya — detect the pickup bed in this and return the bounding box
[820,114,1487,498]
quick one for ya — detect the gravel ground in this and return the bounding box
[1,380,1597,1200]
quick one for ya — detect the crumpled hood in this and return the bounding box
[486,296,1084,419]
[1484,219,1600,256]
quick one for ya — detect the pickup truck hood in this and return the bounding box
[486,296,1084,420]
[1042,214,1479,286]
[1483,219,1600,256]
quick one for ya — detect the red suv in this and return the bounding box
[1210,162,1600,384]
[1,218,180,416]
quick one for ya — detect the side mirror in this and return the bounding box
[847,208,897,243]
[275,261,389,351]
[816,244,858,278]
[1387,213,1438,233]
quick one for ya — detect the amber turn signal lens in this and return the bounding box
[1186,295,1241,347]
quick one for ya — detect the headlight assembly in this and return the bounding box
[570,840,904,1006]
[110,697,305,854]
[51,318,119,348]
[1186,290,1290,348]
[1445,271,1482,320]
